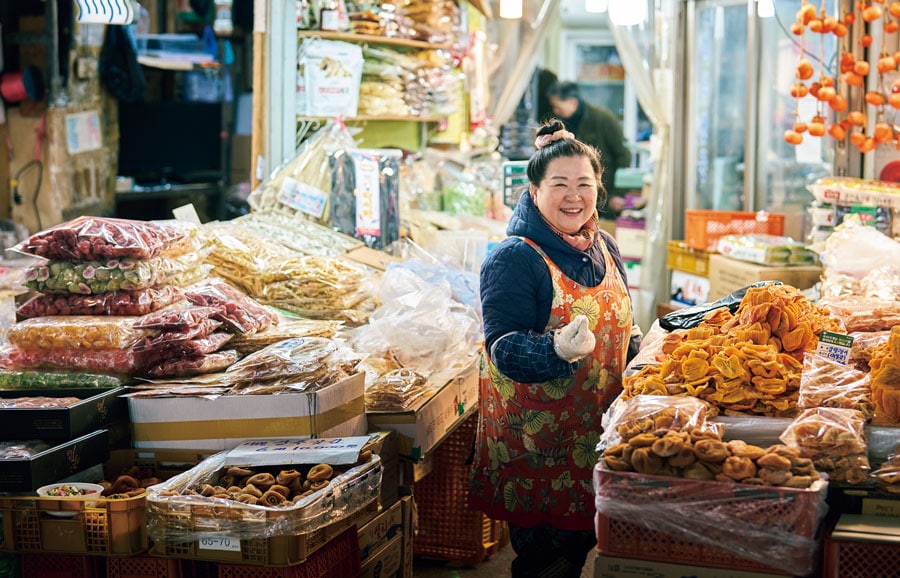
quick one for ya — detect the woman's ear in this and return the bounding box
[529,184,538,200]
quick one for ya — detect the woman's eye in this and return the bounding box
[579,183,593,188]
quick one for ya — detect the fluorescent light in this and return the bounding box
[585,0,608,13]
[757,0,775,18]
[609,0,646,26]
[500,0,523,19]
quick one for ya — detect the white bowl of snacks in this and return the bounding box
[36,482,105,517]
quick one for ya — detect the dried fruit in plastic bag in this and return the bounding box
[184,279,277,336]
[7,316,146,350]
[798,354,873,418]
[17,286,183,318]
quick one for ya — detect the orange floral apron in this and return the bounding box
[469,238,632,530]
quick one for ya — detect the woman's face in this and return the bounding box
[531,155,598,234]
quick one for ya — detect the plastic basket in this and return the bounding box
[666,240,711,277]
[685,210,785,252]
[823,534,900,578]
[107,555,181,578]
[594,469,825,577]
[20,554,100,578]
[413,413,508,567]
[217,526,361,578]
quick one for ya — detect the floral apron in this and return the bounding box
[469,237,632,530]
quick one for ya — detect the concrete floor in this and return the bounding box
[413,545,597,577]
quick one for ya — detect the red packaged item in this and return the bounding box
[134,303,218,330]
[146,350,240,377]
[16,216,191,261]
[2,345,146,374]
[133,319,222,352]
[184,279,277,336]
[17,286,183,318]
[139,332,234,363]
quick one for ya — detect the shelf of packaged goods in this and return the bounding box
[296,30,453,50]
[296,114,445,122]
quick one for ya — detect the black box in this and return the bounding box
[0,387,126,440]
[0,429,110,491]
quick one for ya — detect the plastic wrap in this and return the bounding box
[330,149,402,250]
[228,318,342,356]
[7,316,145,350]
[134,304,219,331]
[798,354,873,417]
[717,234,816,265]
[594,466,828,577]
[365,368,430,411]
[872,444,900,493]
[184,279,277,336]
[849,330,891,367]
[860,265,900,300]
[16,216,192,261]
[140,332,234,362]
[24,253,208,295]
[2,346,146,374]
[146,350,240,378]
[820,297,900,332]
[223,337,357,394]
[819,222,900,279]
[133,320,223,352]
[200,222,294,293]
[780,407,870,484]
[234,211,363,258]
[869,325,900,426]
[600,395,718,450]
[17,286,184,318]
[624,320,670,374]
[350,266,480,376]
[146,452,381,541]
[0,370,127,388]
[0,440,52,459]
[0,396,81,408]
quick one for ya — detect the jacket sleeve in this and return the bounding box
[481,240,576,382]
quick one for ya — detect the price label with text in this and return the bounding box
[198,535,241,552]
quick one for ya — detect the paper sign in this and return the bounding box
[353,152,380,237]
[172,204,202,225]
[816,331,854,365]
[198,535,241,552]
[277,177,328,219]
[65,111,102,155]
[502,161,529,209]
[225,437,370,466]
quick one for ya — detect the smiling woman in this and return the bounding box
[468,120,642,577]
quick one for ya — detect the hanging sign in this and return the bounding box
[75,0,136,25]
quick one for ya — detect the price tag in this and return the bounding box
[278,177,328,219]
[198,535,241,552]
[502,161,529,210]
[816,331,854,365]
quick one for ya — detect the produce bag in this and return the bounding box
[146,350,239,378]
[184,279,277,336]
[330,148,401,249]
[7,316,146,350]
[17,286,183,318]
[297,38,364,118]
[780,407,870,484]
[798,354,873,418]
[16,216,194,261]
[0,370,128,388]
[600,394,718,450]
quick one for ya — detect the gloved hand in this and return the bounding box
[553,315,596,362]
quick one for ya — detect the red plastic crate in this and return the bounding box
[217,526,360,578]
[685,210,785,252]
[21,554,100,578]
[594,468,825,577]
[107,555,181,578]
[823,534,900,578]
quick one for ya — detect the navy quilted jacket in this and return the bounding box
[481,191,640,383]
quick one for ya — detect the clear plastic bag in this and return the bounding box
[24,252,208,294]
[146,451,381,541]
[849,330,891,367]
[146,350,240,378]
[134,304,220,331]
[780,407,870,484]
[600,395,719,450]
[872,445,900,493]
[0,370,128,388]
[16,216,193,261]
[7,316,146,350]
[798,354,873,418]
[17,286,183,318]
[2,345,146,374]
[365,367,429,411]
[133,319,223,352]
[184,279,277,336]
[821,297,900,333]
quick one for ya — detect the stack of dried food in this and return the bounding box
[780,407,870,485]
[867,325,900,425]
[624,284,843,416]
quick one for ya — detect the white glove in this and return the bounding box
[553,315,596,362]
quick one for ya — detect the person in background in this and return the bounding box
[468,120,641,578]
[546,81,632,225]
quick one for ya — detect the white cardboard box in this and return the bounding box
[366,362,478,460]
[128,373,366,450]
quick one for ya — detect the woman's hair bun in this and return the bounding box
[536,119,566,138]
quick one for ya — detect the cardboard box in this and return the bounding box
[593,554,787,578]
[342,245,401,272]
[400,495,414,578]
[358,499,403,564]
[128,373,366,450]
[0,387,126,440]
[399,453,433,485]
[360,533,403,578]
[0,429,109,492]
[667,240,711,277]
[614,218,645,260]
[367,363,478,460]
[622,259,641,290]
[708,254,823,301]
[364,431,399,507]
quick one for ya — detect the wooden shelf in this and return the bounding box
[296,30,452,50]
[297,115,445,122]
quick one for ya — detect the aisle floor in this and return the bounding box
[412,545,596,577]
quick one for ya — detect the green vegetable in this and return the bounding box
[0,371,128,388]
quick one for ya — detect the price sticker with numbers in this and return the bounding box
[198,535,241,552]
[816,331,854,365]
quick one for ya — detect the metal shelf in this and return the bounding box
[296,30,452,50]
